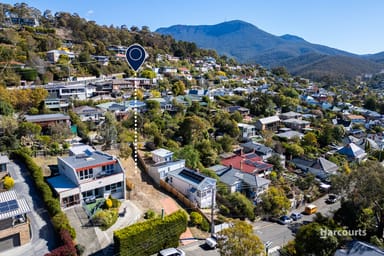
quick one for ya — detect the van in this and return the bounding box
[205,237,217,249]
[304,204,317,215]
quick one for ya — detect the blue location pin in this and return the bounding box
[125,43,148,72]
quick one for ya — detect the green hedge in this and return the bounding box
[11,149,76,240]
[114,210,188,256]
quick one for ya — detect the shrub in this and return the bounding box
[75,244,86,256]
[92,209,118,230]
[3,176,14,190]
[104,198,113,209]
[114,210,188,256]
[200,217,210,232]
[144,209,157,220]
[189,211,203,226]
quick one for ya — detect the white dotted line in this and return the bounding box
[134,76,138,172]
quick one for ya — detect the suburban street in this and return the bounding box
[253,194,341,253]
[0,160,58,256]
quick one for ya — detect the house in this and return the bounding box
[221,153,273,177]
[47,150,125,208]
[0,190,31,251]
[279,111,303,120]
[44,98,70,111]
[334,240,384,256]
[238,123,257,140]
[0,155,10,173]
[166,168,216,208]
[255,116,281,131]
[337,143,368,163]
[74,106,104,123]
[345,114,366,125]
[227,106,250,116]
[68,144,95,156]
[240,142,273,161]
[282,118,310,131]
[46,49,75,63]
[291,157,338,181]
[45,83,95,100]
[24,113,71,129]
[151,148,174,163]
[148,148,186,185]
[276,130,304,140]
[209,164,270,201]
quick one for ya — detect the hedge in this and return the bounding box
[11,149,76,240]
[114,209,188,256]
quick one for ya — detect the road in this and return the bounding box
[253,194,341,253]
[0,160,58,256]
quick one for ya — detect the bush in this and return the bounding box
[189,211,203,226]
[104,198,113,209]
[114,210,188,256]
[200,217,210,232]
[144,209,157,220]
[75,244,86,256]
[92,209,118,230]
[3,176,14,190]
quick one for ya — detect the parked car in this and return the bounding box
[84,195,96,204]
[326,194,339,204]
[290,212,302,221]
[278,215,293,225]
[205,237,217,249]
[158,248,185,256]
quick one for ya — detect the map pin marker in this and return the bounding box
[125,43,148,72]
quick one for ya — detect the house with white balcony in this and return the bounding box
[166,168,216,209]
[47,150,125,208]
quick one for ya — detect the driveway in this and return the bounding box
[0,161,58,256]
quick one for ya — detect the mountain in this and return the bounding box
[156,20,384,80]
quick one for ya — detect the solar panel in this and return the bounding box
[179,169,204,184]
[0,199,19,214]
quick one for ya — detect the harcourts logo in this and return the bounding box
[320,228,366,239]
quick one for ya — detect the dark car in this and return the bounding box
[326,194,339,204]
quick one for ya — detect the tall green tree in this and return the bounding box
[218,220,264,256]
[259,186,291,218]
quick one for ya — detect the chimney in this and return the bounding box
[240,160,243,171]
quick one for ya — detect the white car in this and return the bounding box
[158,247,186,256]
[205,237,217,249]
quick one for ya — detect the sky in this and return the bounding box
[2,0,384,54]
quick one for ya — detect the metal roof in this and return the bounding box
[0,190,31,221]
[60,150,116,170]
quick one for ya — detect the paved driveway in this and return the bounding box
[0,161,58,256]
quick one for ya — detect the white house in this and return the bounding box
[166,168,216,209]
[47,150,125,208]
[238,123,257,139]
[151,148,174,163]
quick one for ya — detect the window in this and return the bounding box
[78,168,93,180]
[105,182,122,193]
[102,164,114,173]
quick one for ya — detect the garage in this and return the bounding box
[0,233,20,251]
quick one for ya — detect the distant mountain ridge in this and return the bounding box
[156,20,384,80]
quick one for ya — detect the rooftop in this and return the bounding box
[0,190,31,221]
[60,151,116,170]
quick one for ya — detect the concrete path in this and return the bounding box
[66,200,142,256]
[160,197,194,245]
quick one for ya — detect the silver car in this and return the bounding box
[158,248,186,256]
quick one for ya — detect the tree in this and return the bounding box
[99,112,117,149]
[259,186,291,217]
[301,132,319,147]
[295,222,341,256]
[218,220,264,256]
[283,142,304,160]
[3,176,15,190]
[174,145,201,169]
[171,80,186,96]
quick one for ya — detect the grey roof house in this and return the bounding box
[291,157,338,181]
[210,164,270,201]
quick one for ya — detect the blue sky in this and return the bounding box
[3,0,383,54]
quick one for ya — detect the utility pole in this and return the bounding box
[210,186,215,237]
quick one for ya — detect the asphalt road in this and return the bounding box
[253,194,341,253]
[0,160,58,256]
